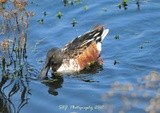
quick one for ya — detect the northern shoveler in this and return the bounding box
[39,25,109,79]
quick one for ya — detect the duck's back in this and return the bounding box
[56,25,109,73]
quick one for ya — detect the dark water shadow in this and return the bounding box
[0,56,39,113]
[41,62,103,96]
[0,75,31,113]
[41,75,64,96]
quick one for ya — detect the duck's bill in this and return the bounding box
[38,66,50,80]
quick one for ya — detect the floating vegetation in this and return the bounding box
[37,18,44,24]
[80,61,103,75]
[71,17,77,27]
[56,11,63,19]
[113,60,119,65]
[63,0,82,6]
[38,58,43,63]
[43,11,47,16]
[136,0,140,10]
[102,8,107,12]
[74,0,81,4]
[118,0,128,10]
[63,0,69,6]
[85,61,98,70]
[83,5,88,11]
[0,0,34,78]
[139,40,150,49]
[118,0,141,10]
[114,35,120,40]
[139,45,144,49]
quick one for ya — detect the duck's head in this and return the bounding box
[38,47,63,79]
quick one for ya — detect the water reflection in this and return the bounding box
[0,74,31,113]
[0,1,34,112]
[136,0,140,10]
[102,71,160,113]
[42,75,64,96]
[0,41,37,113]
[41,62,102,96]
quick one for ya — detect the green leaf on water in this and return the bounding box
[74,0,81,4]
[37,18,44,24]
[71,18,77,27]
[63,0,68,6]
[83,5,88,11]
[118,3,122,9]
[123,0,128,3]
[56,11,63,19]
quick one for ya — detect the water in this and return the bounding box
[0,0,160,113]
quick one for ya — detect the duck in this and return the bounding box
[39,25,109,79]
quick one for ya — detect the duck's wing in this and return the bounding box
[62,25,109,58]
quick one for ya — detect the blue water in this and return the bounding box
[0,0,160,113]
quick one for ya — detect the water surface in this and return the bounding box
[0,0,160,113]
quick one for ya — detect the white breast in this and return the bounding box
[56,59,80,73]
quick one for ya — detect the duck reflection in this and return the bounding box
[42,74,64,96]
[41,62,102,96]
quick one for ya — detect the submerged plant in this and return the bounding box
[0,0,34,77]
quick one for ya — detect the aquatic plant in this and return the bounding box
[37,18,44,24]
[62,0,82,6]
[118,0,141,10]
[118,0,128,10]
[114,35,120,40]
[83,5,88,11]
[0,0,34,77]
[56,11,63,19]
[43,11,47,16]
[71,17,77,27]
[0,2,34,112]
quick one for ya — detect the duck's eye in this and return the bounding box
[52,53,56,57]
[51,62,61,68]
[52,62,57,65]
